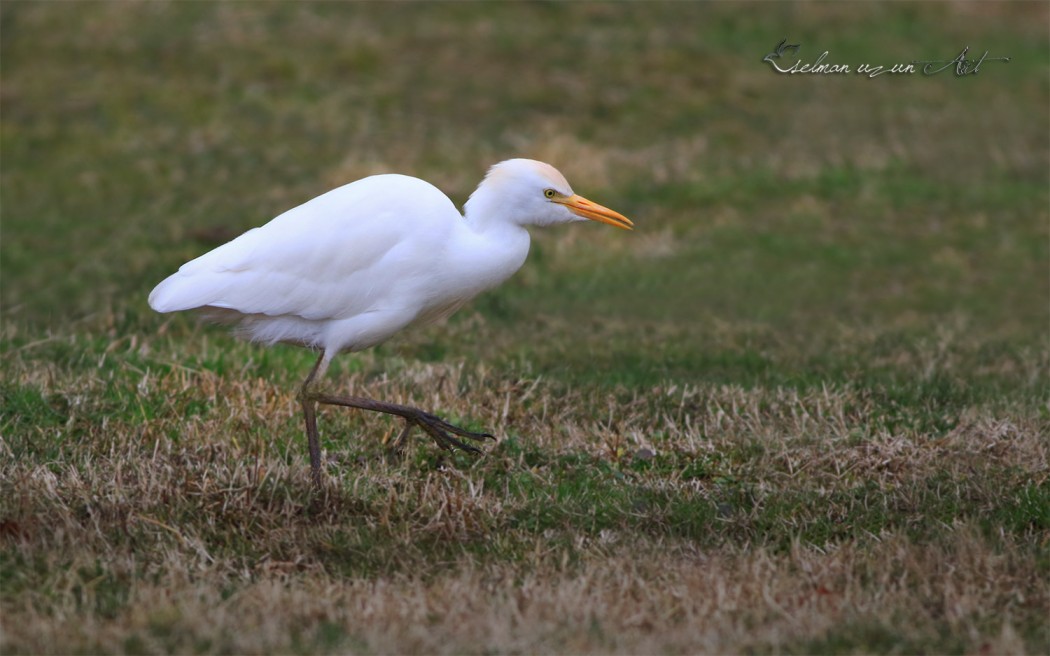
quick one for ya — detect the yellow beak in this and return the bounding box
[557,194,634,230]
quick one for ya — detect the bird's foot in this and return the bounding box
[312,390,494,457]
[406,410,493,454]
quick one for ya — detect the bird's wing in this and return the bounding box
[149,175,460,321]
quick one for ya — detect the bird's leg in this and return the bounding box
[298,351,492,478]
[298,352,329,486]
[301,395,322,487]
[312,391,494,454]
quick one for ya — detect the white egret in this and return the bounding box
[149,159,633,484]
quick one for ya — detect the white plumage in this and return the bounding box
[149,158,632,483]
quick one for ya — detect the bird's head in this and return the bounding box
[465,159,633,230]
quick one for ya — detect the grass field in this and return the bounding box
[2,2,1048,653]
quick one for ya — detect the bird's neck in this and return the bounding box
[445,203,531,296]
[463,190,500,230]
[461,205,531,257]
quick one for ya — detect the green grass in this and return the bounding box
[2,2,1049,654]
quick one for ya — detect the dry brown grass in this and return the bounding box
[2,337,1048,653]
[3,531,1039,655]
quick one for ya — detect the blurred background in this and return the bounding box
[3,1,1047,394]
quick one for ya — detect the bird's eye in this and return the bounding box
[544,188,556,199]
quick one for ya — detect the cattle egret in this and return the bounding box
[149,159,633,484]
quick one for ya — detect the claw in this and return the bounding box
[413,415,485,454]
[416,412,493,444]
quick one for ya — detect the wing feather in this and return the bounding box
[149,174,459,323]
